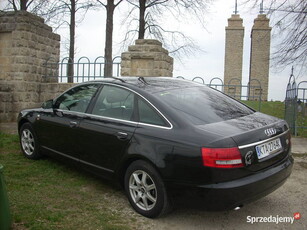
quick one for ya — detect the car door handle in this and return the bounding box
[116,132,128,140]
[69,121,78,128]
[54,109,64,117]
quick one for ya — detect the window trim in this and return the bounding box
[54,82,173,130]
[101,83,172,129]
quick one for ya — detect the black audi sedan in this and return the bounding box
[18,77,293,218]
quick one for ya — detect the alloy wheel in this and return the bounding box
[129,170,157,211]
[21,129,35,156]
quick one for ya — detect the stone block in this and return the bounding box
[0,92,12,102]
[121,52,131,60]
[121,68,130,76]
[135,39,162,46]
[120,60,131,68]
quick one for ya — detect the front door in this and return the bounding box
[37,84,100,160]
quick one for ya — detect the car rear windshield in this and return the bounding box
[154,86,254,125]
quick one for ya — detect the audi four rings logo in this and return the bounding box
[264,128,277,136]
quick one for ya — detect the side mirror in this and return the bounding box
[42,99,54,109]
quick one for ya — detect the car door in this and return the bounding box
[36,84,100,160]
[77,84,137,176]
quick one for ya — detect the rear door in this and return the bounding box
[77,84,137,176]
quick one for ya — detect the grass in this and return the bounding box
[0,133,146,230]
[242,100,285,119]
[242,100,307,138]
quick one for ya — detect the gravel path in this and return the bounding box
[124,155,307,230]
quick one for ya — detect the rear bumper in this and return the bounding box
[168,156,294,211]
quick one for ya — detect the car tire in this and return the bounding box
[124,160,171,218]
[19,123,42,160]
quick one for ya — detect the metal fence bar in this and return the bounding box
[175,76,262,110]
[284,71,307,136]
[296,81,307,136]
[113,56,121,77]
[43,56,122,83]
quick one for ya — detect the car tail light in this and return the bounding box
[202,147,244,168]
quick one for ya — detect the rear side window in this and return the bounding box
[155,86,254,125]
[137,97,167,127]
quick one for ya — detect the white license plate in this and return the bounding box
[255,138,282,160]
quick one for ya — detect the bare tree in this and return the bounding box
[97,0,122,77]
[4,0,49,13]
[40,0,95,82]
[7,0,32,11]
[123,0,211,59]
[245,0,307,74]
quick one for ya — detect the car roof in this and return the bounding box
[87,77,202,94]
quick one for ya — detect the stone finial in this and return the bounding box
[226,14,244,29]
[121,39,173,77]
[252,14,271,30]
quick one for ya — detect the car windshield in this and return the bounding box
[154,86,254,125]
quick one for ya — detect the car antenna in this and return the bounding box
[108,76,126,83]
[138,76,149,85]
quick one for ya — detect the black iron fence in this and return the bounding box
[43,57,263,110]
[44,56,121,82]
[285,72,307,136]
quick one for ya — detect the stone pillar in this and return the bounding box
[249,14,271,101]
[0,11,60,122]
[121,39,173,77]
[223,14,244,99]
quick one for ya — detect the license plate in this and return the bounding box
[255,138,282,160]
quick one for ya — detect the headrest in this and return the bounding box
[105,88,129,103]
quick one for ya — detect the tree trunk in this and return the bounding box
[138,0,146,39]
[104,0,115,77]
[67,0,76,83]
[20,0,28,11]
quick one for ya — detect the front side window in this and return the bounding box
[55,84,99,113]
[92,85,134,121]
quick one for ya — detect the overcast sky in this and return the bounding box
[2,0,306,101]
[60,0,307,101]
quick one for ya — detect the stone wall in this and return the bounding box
[39,83,74,103]
[249,14,271,101]
[0,11,63,122]
[121,39,173,77]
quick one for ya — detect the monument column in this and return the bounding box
[0,11,60,121]
[223,14,244,99]
[249,13,271,101]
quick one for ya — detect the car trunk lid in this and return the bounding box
[197,112,291,172]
